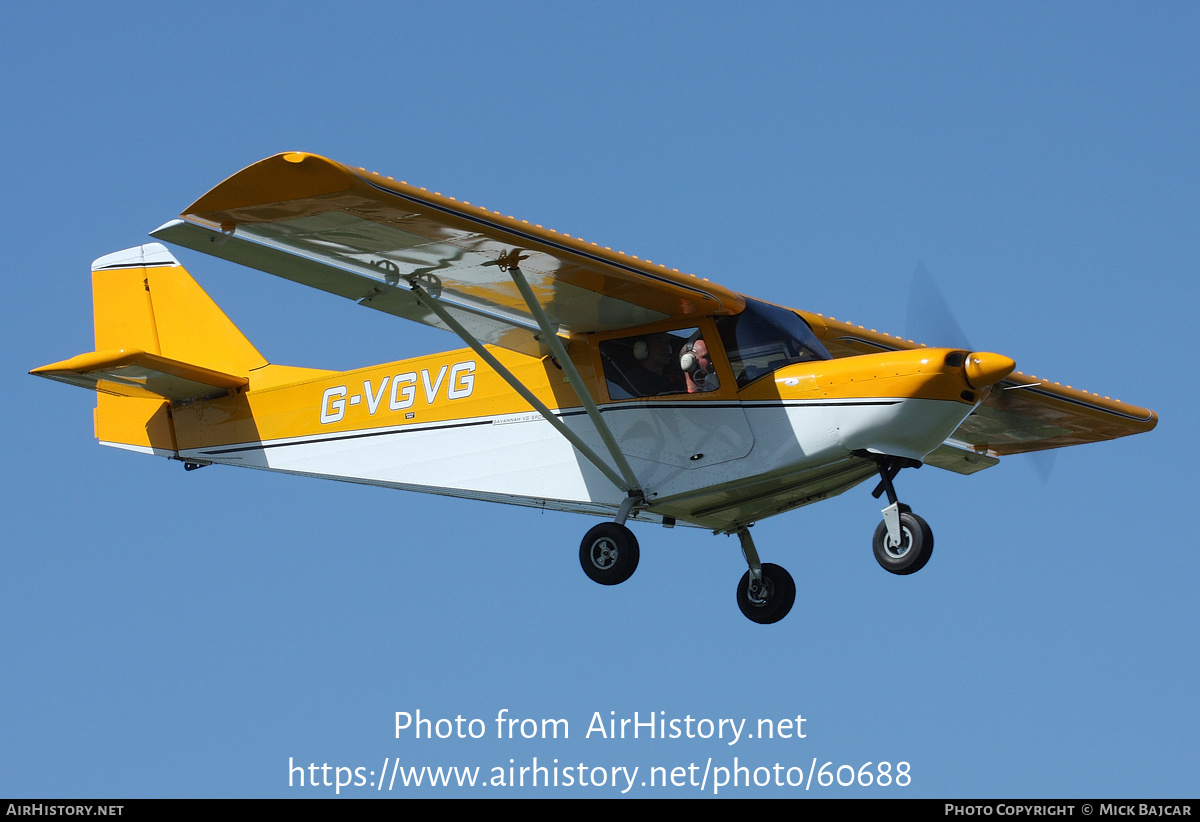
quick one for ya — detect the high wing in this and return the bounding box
[152,152,743,358]
[798,314,1157,458]
[153,151,1154,462]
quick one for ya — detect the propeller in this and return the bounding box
[904,261,1055,481]
[906,261,972,350]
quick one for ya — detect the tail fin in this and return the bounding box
[32,243,266,455]
[90,243,266,375]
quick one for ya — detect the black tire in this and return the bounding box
[579,523,640,585]
[872,512,934,575]
[736,563,796,624]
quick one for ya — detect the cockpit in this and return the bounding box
[598,299,831,399]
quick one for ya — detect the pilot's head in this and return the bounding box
[682,336,715,391]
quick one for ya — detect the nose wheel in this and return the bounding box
[872,510,933,574]
[869,455,935,575]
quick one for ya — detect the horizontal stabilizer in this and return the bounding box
[31,348,247,401]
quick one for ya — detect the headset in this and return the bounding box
[679,331,713,389]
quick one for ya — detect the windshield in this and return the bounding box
[715,299,831,388]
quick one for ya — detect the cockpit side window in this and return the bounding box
[715,300,831,388]
[599,326,721,399]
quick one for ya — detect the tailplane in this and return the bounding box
[32,243,267,454]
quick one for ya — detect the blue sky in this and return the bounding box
[3,2,1196,797]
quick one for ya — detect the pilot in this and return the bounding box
[628,333,687,396]
[682,335,718,393]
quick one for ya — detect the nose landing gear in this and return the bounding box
[870,456,934,575]
[872,509,934,574]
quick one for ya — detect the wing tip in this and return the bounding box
[183,152,354,219]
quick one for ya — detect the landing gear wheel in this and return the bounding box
[579,523,640,585]
[736,563,796,624]
[873,512,934,575]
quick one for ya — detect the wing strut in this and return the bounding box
[408,282,640,496]
[507,265,643,495]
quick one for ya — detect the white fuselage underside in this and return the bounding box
[170,396,974,530]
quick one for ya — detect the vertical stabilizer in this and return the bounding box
[41,243,270,455]
[91,243,267,376]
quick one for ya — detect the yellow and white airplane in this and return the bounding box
[32,152,1158,624]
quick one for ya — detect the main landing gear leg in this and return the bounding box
[734,527,796,625]
[579,492,642,586]
[870,457,934,575]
